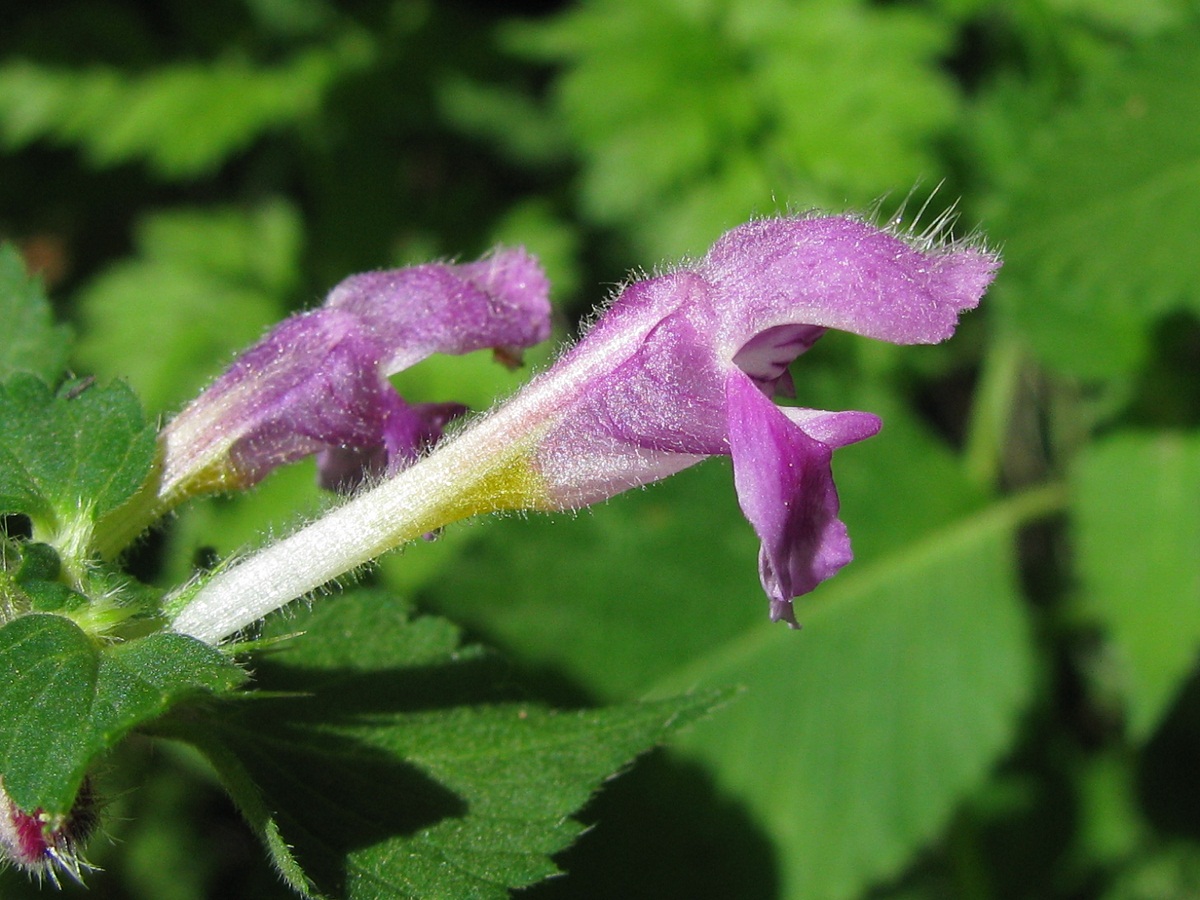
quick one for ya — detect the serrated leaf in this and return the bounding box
[1074,431,1200,740]
[0,375,157,546]
[75,202,300,414]
[0,243,70,383]
[0,37,373,177]
[508,0,959,259]
[0,614,246,815]
[993,35,1200,378]
[93,633,248,740]
[171,592,720,900]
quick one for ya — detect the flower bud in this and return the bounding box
[0,777,100,886]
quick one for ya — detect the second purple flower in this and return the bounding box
[159,248,551,504]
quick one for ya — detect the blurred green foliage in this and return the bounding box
[2,0,1200,898]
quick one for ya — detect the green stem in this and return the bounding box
[93,450,171,561]
[964,336,1025,490]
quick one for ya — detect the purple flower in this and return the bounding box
[525,215,999,625]
[158,248,551,503]
[172,213,999,643]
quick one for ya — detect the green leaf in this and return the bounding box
[0,613,246,815]
[1074,431,1200,740]
[654,491,1042,899]
[0,375,156,548]
[4,541,90,614]
[0,614,98,814]
[74,202,300,414]
[0,37,373,177]
[172,592,720,899]
[0,243,70,384]
[508,0,960,259]
[94,633,249,740]
[1042,0,1187,36]
[992,34,1200,378]
[437,487,1040,898]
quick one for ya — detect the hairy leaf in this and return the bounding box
[0,376,156,547]
[0,614,97,814]
[0,614,245,815]
[0,244,70,384]
[173,593,721,900]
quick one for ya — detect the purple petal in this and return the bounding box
[162,248,551,499]
[724,370,880,626]
[315,395,468,492]
[535,215,993,502]
[731,323,826,390]
[162,309,392,492]
[325,247,551,374]
[532,275,728,506]
[524,213,994,620]
[315,444,388,493]
[700,215,999,349]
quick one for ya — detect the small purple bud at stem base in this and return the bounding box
[0,778,100,888]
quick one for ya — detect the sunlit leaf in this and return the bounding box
[0,376,155,545]
[422,394,1035,898]
[1075,431,1200,740]
[0,614,244,815]
[0,37,373,177]
[992,35,1200,378]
